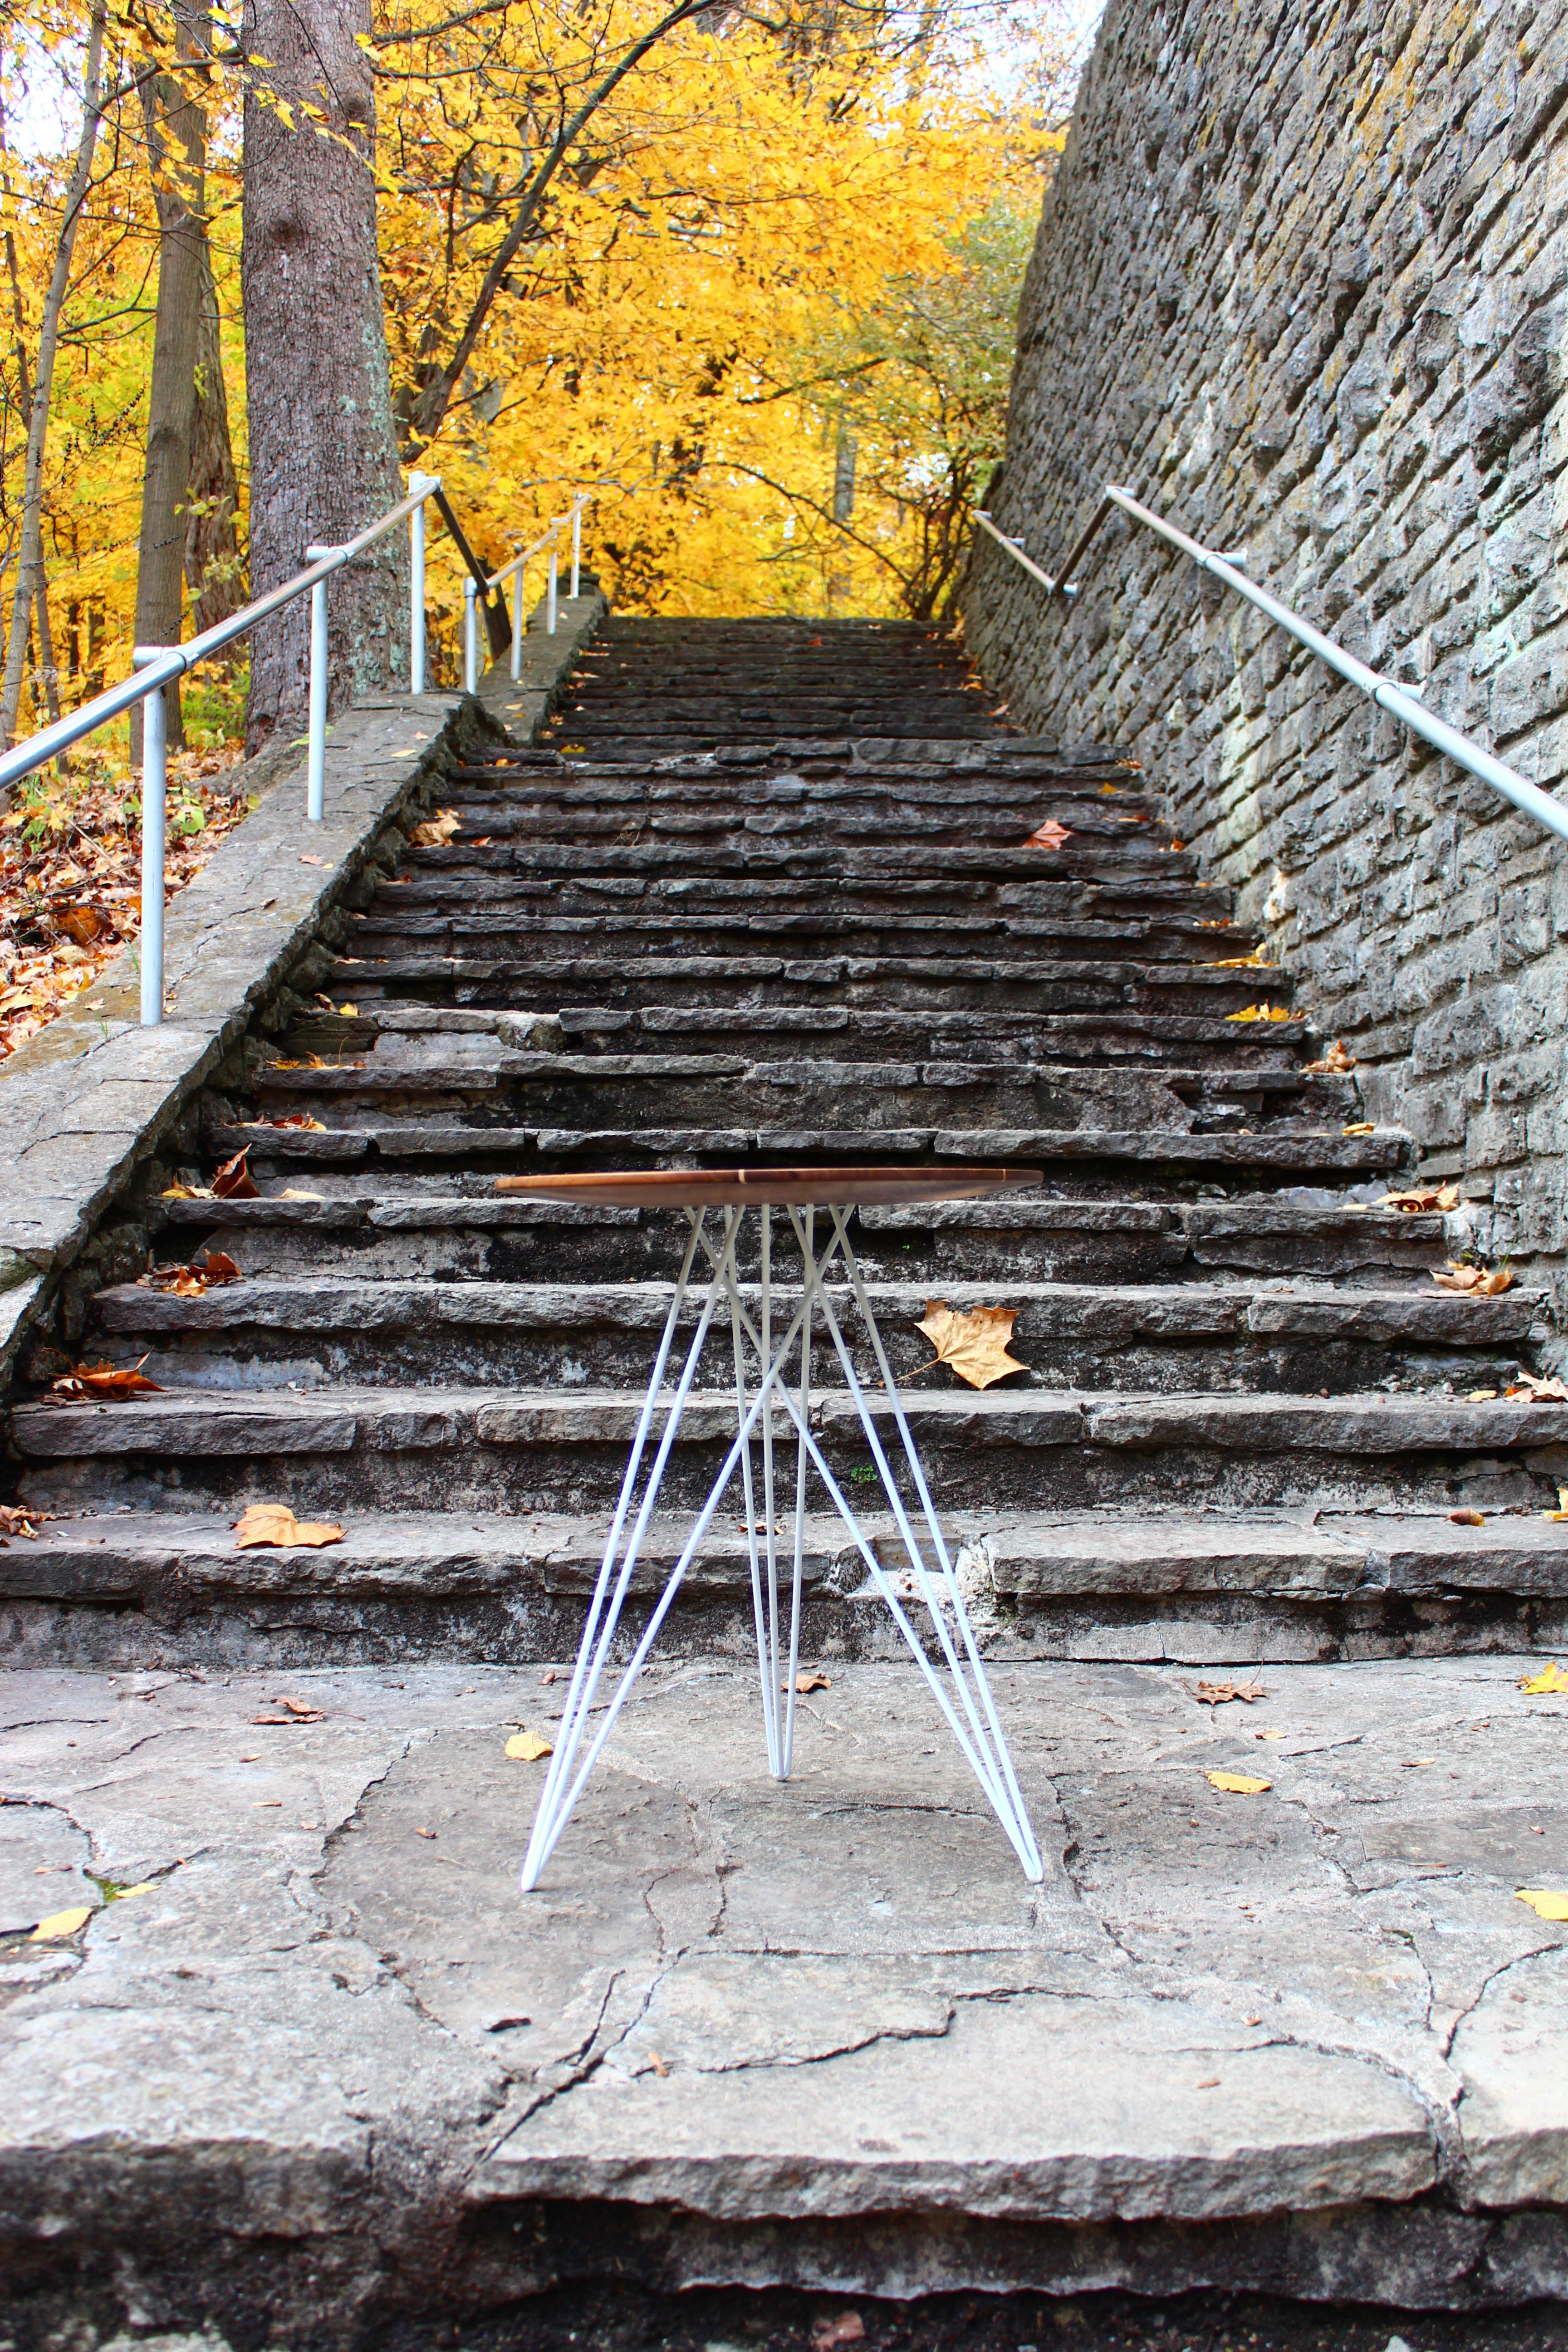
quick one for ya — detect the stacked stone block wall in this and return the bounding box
[965,0,1568,1298]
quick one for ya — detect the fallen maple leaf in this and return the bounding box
[254,1113,327,1132]
[1194,1677,1267,1706]
[0,1503,50,1539]
[795,1671,832,1693]
[234,1504,346,1550]
[29,1905,92,1941]
[412,808,461,847]
[212,1147,259,1201]
[1378,1184,1460,1214]
[48,1357,163,1403]
[1504,1371,1568,1402]
[140,1250,244,1297]
[505,1729,553,1761]
[1207,1771,1271,1794]
[1224,1004,1301,1023]
[1517,1889,1568,1919]
[1302,1040,1357,1073]
[1519,1662,1568,1695]
[1432,1259,1513,1295]
[1024,819,1071,849]
[914,1300,1027,1389]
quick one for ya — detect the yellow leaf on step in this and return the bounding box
[1342,1122,1375,1136]
[29,1905,91,1941]
[1207,1771,1271,1795]
[913,1300,1027,1390]
[505,1729,553,1761]
[234,1504,346,1550]
[1516,1889,1568,1920]
[1519,1662,1568,1695]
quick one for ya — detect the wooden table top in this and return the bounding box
[494,1165,1043,1210]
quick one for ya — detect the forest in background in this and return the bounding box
[1,0,1071,745]
[0,0,1071,1057]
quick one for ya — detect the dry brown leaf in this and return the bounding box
[254,1113,327,1132]
[412,808,461,847]
[1195,1677,1267,1706]
[1504,1371,1568,1402]
[1519,1662,1568,1696]
[160,1180,212,1200]
[795,1671,832,1693]
[298,853,328,867]
[1302,1040,1357,1074]
[812,2318,865,2351]
[0,1503,51,1539]
[281,1188,326,1200]
[505,1728,553,1761]
[1024,819,1071,849]
[140,1250,244,1297]
[1432,1259,1513,1295]
[211,1147,259,1201]
[914,1300,1027,1390]
[234,1503,347,1550]
[1465,1390,1499,1403]
[1449,1509,1486,1526]
[49,1356,162,1404]
[1378,1184,1460,1214]
[57,905,103,946]
[645,2049,670,2079]
[1207,1771,1271,1794]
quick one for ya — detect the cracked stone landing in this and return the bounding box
[1,1657,1566,2236]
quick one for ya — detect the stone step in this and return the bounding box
[152,1189,1452,1285]
[390,837,1201,883]
[288,999,1297,1069]
[203,1116,1407,1181]
[19,1382,1568,1520]
[9,1505,1568,1670]
[87,1274,1537,1397]
[247,1054,1349,1132]
[330,953,1294,1019]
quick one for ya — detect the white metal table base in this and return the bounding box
[520,1202,1044,1889]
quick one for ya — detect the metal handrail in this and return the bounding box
[0,473,449,1027]
[974,485,1568,849]
[464,492,592,690]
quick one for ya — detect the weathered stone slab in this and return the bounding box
[1,1656,1565,2323]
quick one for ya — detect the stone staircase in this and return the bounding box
[10,614,1568,1668]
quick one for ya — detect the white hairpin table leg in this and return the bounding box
[522,1198,1041,1889]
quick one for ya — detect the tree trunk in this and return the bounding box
[185,242,243,641]
[132,0,215,760]
[241,0,405,751]
[0,2,107,751]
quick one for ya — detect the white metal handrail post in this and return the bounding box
[463,576,479,693]
[571,504,583,598]
[132,650,167,1027]
[547,541,559,635]
[408,470,437,695]
[303,543,338,822]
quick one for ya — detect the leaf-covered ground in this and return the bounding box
[0,744,250,1062]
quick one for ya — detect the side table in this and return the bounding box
[495,1165,1046,1888]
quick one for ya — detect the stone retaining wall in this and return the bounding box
[964,0,1568,1297]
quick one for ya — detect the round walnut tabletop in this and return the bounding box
[494,1164,1043,1210]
